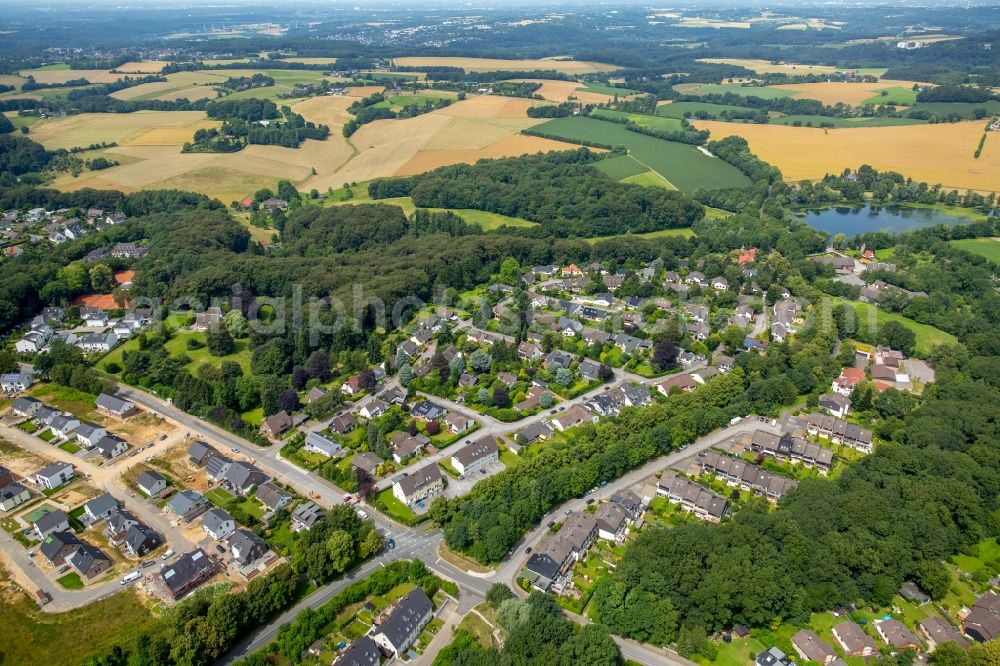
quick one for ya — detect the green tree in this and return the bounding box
[470,349,492,373]
[486,583,515,609]
[207,325,235,356]
[325,529,355,574]
[88,264,115,293]
[224,310,249,338]
[498,257,521,285]
[555,367,573,386]
[357,529,383,559]
[399,363,413,386]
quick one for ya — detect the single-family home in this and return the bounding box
[202,508,236,541]
[832,621,878,657]
[351,451,383,476]
[0,371,34,393]
[222,461,269,496]
[792,630,838,665]
[334,636,381,666]
[95,393,136,419]
[410,400,446,422]
[390,432,428,463]
[75,422,107,449]
[158,549,216,599]
[918,617,967,651]
[656,374,696,396]
[137,470,167,497]
[372,588,434,659]
[83,493,119,523]
[187,440,218,467]
[330,412,357,435]
[48,414,81,439]
[451,435,498,477]
[292,501,326,532]
[577,359,602,381]
[359,399,389,420]
[94,434,129,460]
[229,528,270,567]
[167,490,210,522]
[551,404,598,431]
[444,411,475,434]
[392,464,444,507]
[544,350,572,371]
[12,396,42,419]
[192,307,223,331]
[963,591,1000,642]
[515,421,554,445]
[0,483,31,511]
[205,454,232,482]
[875,619,922,652]
[106,510,140,543]
[303,431,343,458]
[67,544,112,581]
[261,410,292,439]
[40,531,82,566]
[255,482,293,513]
[34,461,74,490]
[123,523,163,557]
[756,647,797,666]
[34,509,70,540]
[819,393,851,418]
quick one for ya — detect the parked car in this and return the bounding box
[547,521,555,528]
[729,416,742,425]
[586,498,595,505]
[161,549,174,560]
[216,545,226,554]
[524,547,532,554]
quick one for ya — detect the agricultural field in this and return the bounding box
[696,58,841,75]
[768,114,924,128]
[28,110,217,150]
[506,78,627,105]
[908,100,1000,119]
[391,57,619,73]
[656,100,759,119]
[531,116,751,192]
[116,60,169,73]
[951,238,1000,265]
[109,71,234,101]
[771,81,919,106]
[674,82,798,100]
[577,82,642,98]
[862,86,917,106]
[592,154,650,179]
[338,194,537,230]
[695,119,1000,193]
[16,67,129,85]
[590,109,684,132]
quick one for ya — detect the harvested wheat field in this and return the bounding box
[344,85,385,98]
[111,71,230,101]
[18,68,126,85]
[392,56,618,73]
[395,134,573,175]
[291,95,357,127]
[436,95,538,118]
[772,81,918,106]
[116,60,169,73]
[696,120,1000,192]
[29,111,213,150]
[276,57,338,65]
[508,79,624,105]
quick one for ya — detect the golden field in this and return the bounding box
[698,58,838,75]
[509,78,634,105]
[773,81,917,106]
[116,61,168,73]
[32,93,577,203]
[18,68,126,85]
[391,57,618,73]
[696,120,1000,192]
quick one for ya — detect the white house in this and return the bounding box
[303,431,342,458]
[0,371,34,393]
[137,470,167,497]
[34,461,74,490]
[450,435,499,477]
[75,423,107,448]
[48,415,81,439]
[202,508,236,541]
[372,588,434,659]
[94,435,128,460]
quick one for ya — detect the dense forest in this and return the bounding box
[367,149,706,238]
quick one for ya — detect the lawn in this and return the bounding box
[532,116,751,192]
[768,114,924,128]
[57,573,84,589]
[163,333,252,374]
[621,171,675,189]
[59,441,81,454]
[370,487,418,524]
[829,297,958,356]
[590,109,685,132]
[578,82,643,97]
[593,154,649,180]
[951,537,1000,575]
[457,606,495,648]
[30,384,97,417]
[0,578,161,666]
[862,86,918,106]
[951,237,1000,265]
[16,420,39,434]
[39,429,55,442]
[339,194,536,230]
[204,486,235,507]
[499,449,521,468]
[438,458,461,478]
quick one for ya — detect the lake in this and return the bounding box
[798,204,979,237]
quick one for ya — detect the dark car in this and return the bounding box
[524,547,532,554]
[387,539,395,549]
[216,544,226,554]
[586,498,595,505]
[547,521,555,528]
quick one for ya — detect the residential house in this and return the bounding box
[78,331,117,353]
[756,647,797,666]
[105,510,140,543]
[390,432,427,463]
[306,387,327,404]
[0,483,30,511]
[95,393,136,419]
[621,382,651,407]
[792,630,838,664]
[750,430,835,471]
[523,512,597,592]
[551,404,598,431]
[697,450,798,501]
[341,375,364,395]
[260,410,292,439]
[919,617,967,651]
[516,385,546,412]
[832,367,866,396]
[330,413,357,435]
[187,440,218,467]
[16,328,52,354]
[34,461,74,490]
[518,341,543,361]
[444,411,474,434]
[229,528,269,567]
[158,549,216,599]
[372,588,434,658]
[123,523,162,557]
[451,435,498,477]
[34,510,70,540]
[75,422,107,449]
[832,621,879,657]
[255,482,292,513]
[192,307,222,331]
[334,636,381,666]
[544,350,572,371]
[819,393,851,418]
[963,591,1000,642]
[292,502,326,532]
[805,413,873,453]
[515,421,554,445]
[83,493,119,523]
[875,619,922,652]
[359,399,388,420]
[594,501,629,541]
[393,464,444,506]
[67,544,112,581]
[203,508,236,541]
[206,455,233,482]
[656,470,728,523]
[12,396,42,419]
[40,531,82,566]
[222,461,269,496]
[351,452,383,476]
[686,271,706,287]
[581,327,610,347]
[303,431,342,458]
[94,434,128,460]
[48,414,81,439]
[410,400,446,422]
[656,374,696,396]
[0,371,33,393]
[111,242,147,259]
[577,359,602,382]
[137,470,167,497]
[167,490,210,522]
[900,581,931,605]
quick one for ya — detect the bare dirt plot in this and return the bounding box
[772,81,920,106]
[18,69,126,85]
[0,437,49,478]
[29,111,211,150]
[695,119,1000,193]
[106,413,175,446]
[392,57,619,74]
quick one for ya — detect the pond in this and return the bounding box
[797,204,979,237]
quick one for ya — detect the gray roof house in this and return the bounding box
[372,587,434,658]
[83,493,119,523]
[159,548,216,599]
[292,502,326,531]
[168,490,210,522]
[204,454,232,481]
[12,396,42,419]
[106,510,139,541]
[202,508,236,541]
[94,435,128,460]
[34,509,70,540]
[123,523,163,557]
[222,461,269,496]
[40,531,82,566]
[137,470,167,497]
[34,461,74,490]
[334,636,381,666]
[0,483,30,511]
[187,440,218,467]
[255,482,292,512]
[229,529,269,567]
[95,393,136,419]
[68,544,112,581]
[75,422,107,448]
[303,431,343,458]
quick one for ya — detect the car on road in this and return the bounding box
[231,447,239,453]
[679,444,688,450]
[603,386,610,391]
[387,539,395,549]
[549,409,557,415]
[58,565,70,574]
[586,498,595,505]
[524,547,532,554]
[480,469,487,475]
[159,434,167,440]
[559,406,566,411]
[547,521,555,528]
[216,545,226,554]
[121,571,140,585]
[729,416,743,425]
[161,549,174,560]
[564,509,572,515]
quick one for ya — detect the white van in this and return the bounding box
[121,571,141,585]
[161,549,174,560]
[729,416,742,426]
